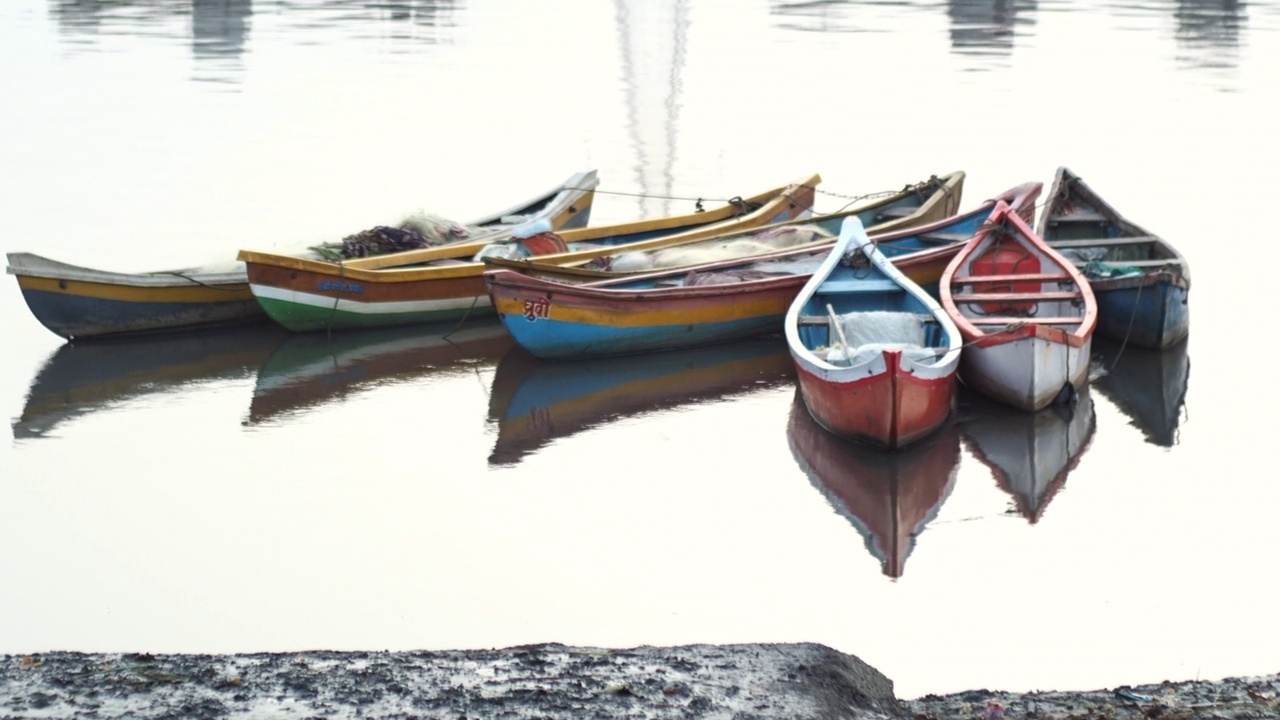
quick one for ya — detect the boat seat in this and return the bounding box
[917,231,971,244]
[798,315,828,326]
[952,272,1072,284]
[1047,211,1108,222]
[874,206,917,221]
[968,316,1083,326]
[1070,258,1182,268]
[820,278,903,294]
[952,291,1082,302]
[1049,236,1159,249]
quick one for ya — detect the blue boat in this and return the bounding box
[1038,167,1190,350]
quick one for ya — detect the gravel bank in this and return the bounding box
[2,644,1276,719]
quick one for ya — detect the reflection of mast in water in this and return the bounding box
[192,0,252,81]
[1174,0,1246,72]
[787,392,961,579]
[958,388,1095,524]
[615,0,689,219]
[946,0,1037,56]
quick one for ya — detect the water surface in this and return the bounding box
[2,0,1277,699]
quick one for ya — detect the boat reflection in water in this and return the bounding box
[488,335,794,466]
[1091,336,1190,448]
[14,323,290,440]
[786,391,961,579]
[247,320,513,425]
[957,387,1096,524]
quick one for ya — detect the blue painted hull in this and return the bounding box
[1093,278,1189,349]
[19,288,264,339]
[500,314,783,359]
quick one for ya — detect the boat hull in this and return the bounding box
[961,326,1092,412]
[1091,272,1189,349]
[242,175,818,333]
[794,349,956,450]
[12,272,261,339]
[247,263,494,332]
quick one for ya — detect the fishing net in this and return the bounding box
[310,212,470,261]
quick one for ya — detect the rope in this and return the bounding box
[325,260,344,340]
[164,271,246,290]
[1107,280,1144,369]
[442,293,483,341]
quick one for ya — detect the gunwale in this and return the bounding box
[481,171,967,281]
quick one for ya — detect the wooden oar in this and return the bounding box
[826,303,853,367]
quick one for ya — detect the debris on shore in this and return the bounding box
[2,643,1276,719]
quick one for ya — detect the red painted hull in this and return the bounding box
[795,350,956,450]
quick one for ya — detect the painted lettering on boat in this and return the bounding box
[317,281,365,294]
[523,297,550,322]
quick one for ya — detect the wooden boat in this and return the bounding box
[248,320,513,425]
[483,171,966,279]
[957,386,1096,524]
[485,182,1040,360]
[488,335,793,466]
[237,173,821,333]
[1090,335,1190,447]
[1038,167,1190,349]
[787,390,960,578]
[7,169,600,340]
[940,201,1098,412]
[13,323,290,439]
[787,217,962,450]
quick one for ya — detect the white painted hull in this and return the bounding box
[961,333,1091,412]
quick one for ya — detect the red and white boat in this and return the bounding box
[940,201,1097,412]
[785,217,963,450]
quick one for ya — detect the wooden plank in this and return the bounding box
[953,273,1071,284]
[875,206,917,220]
[968,316,1083,325]
[799,315,828,326]
[1046,211,1108,222]
[820,278,902,294]
[1048,236,1159,249]
[1070,259,1182,269]
[953,291,1082,302]
[917,231,971,244]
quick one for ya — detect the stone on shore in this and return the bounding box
[0,642,904,719]
[3,643,1277,719]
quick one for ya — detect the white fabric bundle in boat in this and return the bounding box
[399,211,470,244]
[605,226,834,272]
[824,311,937,365]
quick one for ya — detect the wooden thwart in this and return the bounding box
[917,231,971,244]
[969,316,1083,326]
[953,272,1071,284]
[953,291,1082,302]
[1047,210,1108,222]
[1048,236,1159,249]
[875,206,918,220]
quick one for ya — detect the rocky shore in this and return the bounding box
[2,643,1276,719]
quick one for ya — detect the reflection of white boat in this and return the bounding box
[787,391,961,579]
[248,320,512,425]
[1091,336,1190,448]
[14,323,290,440]
[957,388,1096,524]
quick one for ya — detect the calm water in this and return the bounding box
[2,0,1277,700]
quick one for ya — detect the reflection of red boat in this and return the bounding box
[786,390,961,579]
[487,336,794,466]
[1091,335,1190,447]
[247,320,512,424]
[957,387,1097,523]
